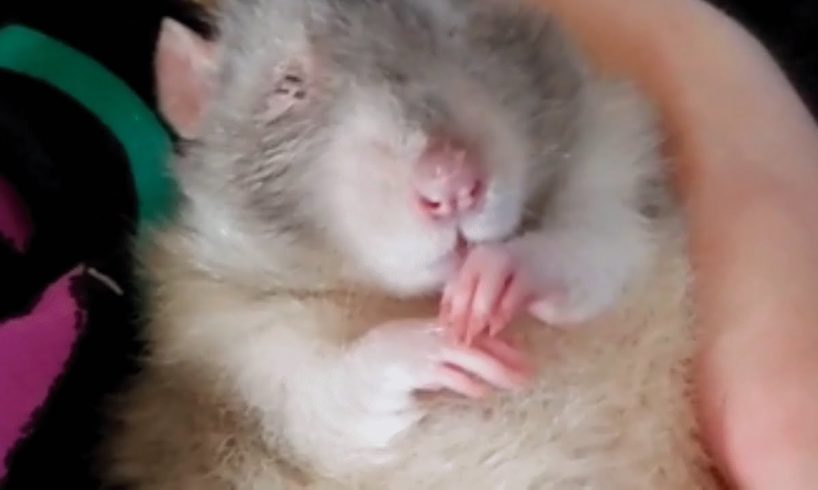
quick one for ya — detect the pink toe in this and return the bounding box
[436,365,490,399]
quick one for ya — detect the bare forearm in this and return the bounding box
[592,7,818,488]
[539,0,818,488]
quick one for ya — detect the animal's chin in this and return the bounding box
[399,249,464,297]
[362,214,518,297]
[438,233,469,262]
[363,237,463,298]
[458,219,519,245]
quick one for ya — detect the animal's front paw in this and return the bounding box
[441,233,635,341]
[344,319,533,447]
[441,244,547,344]
[351,319,532,398]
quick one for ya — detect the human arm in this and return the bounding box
[536,0,818,488]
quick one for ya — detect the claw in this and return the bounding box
[431,365,491,399]
[475,336,535,377]
[442,244,534,345]
[440,342,531,391]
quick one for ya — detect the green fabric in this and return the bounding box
[0,24,175,225]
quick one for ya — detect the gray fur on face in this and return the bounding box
[173,0,590,292]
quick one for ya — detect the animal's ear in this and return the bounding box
[155,18,219,139]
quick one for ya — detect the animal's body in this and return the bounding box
[99,0,719,488]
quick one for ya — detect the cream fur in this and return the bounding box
[99,211,720,489]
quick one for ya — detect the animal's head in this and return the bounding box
[157,0,586,296]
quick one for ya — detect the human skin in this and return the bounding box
[533,0,818,488]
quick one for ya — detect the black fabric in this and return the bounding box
[0,0,171,108]
[0,1,208,489]
[0,73,136,320]
[709,0,818,119]
[0,1,814,489]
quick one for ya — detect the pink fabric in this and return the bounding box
[0,177,84,478]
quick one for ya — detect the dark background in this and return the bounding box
[710,0,818,117]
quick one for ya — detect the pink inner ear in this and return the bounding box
[155,18,217,139]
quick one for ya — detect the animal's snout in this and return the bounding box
[413,134,485,220]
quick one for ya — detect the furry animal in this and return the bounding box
[99,0,720,488]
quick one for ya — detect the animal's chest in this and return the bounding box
[346,257,707,489]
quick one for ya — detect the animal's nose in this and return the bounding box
[413,135,485,219]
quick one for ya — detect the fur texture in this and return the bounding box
[102,220,717,489]
[99,1,719,488]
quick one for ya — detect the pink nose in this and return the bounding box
[413,135,485,219]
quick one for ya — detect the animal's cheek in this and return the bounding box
[460,193,525,244]
[317,151,406,215]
